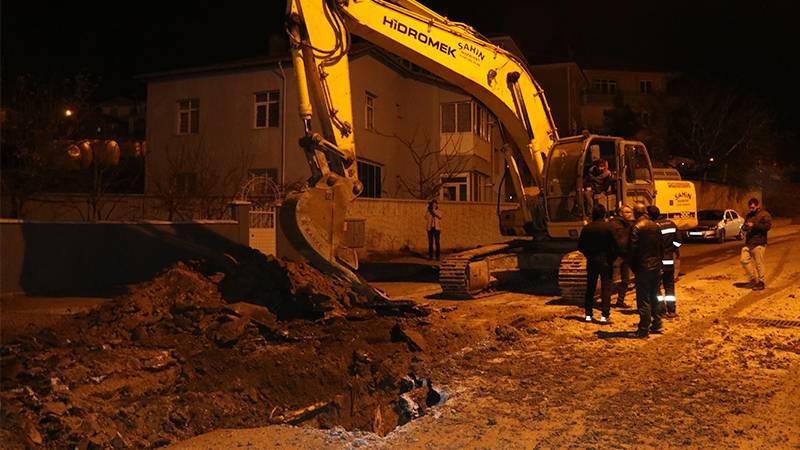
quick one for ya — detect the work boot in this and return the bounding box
[752,281,765,291]
[599,316,612,325]
[636,329,649,339]
[585,315,593,322]
[650,322,664,334]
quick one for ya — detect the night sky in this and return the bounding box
[3,0,798,132]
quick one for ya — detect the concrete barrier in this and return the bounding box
[693,181,762,215]
[0,204,250,296]
[346,198,517,258]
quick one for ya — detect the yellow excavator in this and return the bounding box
[283,0,659,301]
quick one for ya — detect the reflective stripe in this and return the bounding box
[662,260,674,265]
[657,295,664,301]
[673,242,682,248]
[661,227,677,234]
[665,295,676,302]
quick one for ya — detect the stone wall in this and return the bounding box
[694,181,762,215]
[346,198,517,257]
[0,204,250,296]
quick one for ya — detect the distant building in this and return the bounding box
[140,44,504,203]
[529,62,588,137]
[580,67,679,134]
[96,97,147,140]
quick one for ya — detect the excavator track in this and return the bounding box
[440,244,590,301]
[439,255,473,298]
[439,243,518,298]
[558,250,588,303]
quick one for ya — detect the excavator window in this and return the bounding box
[546,149,582,221]
[624,144,652,185]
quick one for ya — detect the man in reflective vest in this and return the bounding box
[648,205,681,316]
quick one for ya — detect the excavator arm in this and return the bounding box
[283,0,560,295]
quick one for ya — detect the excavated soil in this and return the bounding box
[0,255,452,449]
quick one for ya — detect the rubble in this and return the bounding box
[391,323,428,351]
[0,259,446,448]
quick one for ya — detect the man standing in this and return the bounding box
[578,204,616,324]
[426,199,442,260]
[649,205,681,316]
[609,204,634,308]
[740,198,772,290]
[629,203,664,338]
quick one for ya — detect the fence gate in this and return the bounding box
[249,206,276,256]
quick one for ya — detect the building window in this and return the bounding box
[640,80,653,94]
[177,99,199,134]
[442,176,468,201]
[175,172,197,195]
[473,103,491,141]
[592,80,617,95]
[441,101,476,133]
[365,92,376,130]
[255,91,280,128]
[357,159,382,198]
[441,172,485,202]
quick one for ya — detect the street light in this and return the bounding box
[64,109,74,117]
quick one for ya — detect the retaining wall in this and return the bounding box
[0,205,249,296]
[345,198,517,257]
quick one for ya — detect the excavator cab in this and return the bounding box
[543,135,655,239]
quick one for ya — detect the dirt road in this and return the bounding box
[173,223,800,449]
[2,224,798,449]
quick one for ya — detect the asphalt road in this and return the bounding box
[679,223,800,275]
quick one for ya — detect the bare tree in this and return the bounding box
[665,80,778,182]
[152,142,252,220]
[376,127,472,200]
[1,73,97,218]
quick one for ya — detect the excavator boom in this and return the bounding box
[283,0,560,288]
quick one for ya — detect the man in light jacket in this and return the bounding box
[740,197,772,291]
[426,199,442,260]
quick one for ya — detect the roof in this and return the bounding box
[136,42,468,95]
[137,54,293,82]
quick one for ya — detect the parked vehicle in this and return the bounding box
[653,177,698,232]
[685,209,745,242]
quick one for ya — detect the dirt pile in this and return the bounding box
[219,247,369,320]
[0,261,440,449]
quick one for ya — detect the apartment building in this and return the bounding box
[141,44,504,203]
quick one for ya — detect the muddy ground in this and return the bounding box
[0,252,444,449]
[2,224,800,449]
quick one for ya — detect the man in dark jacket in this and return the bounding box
[649,205,681,316]
[740,198,772,290]
[583,159,613,215]
[609,204,634,308]
[629,203,664,337]
[578,204,616,323]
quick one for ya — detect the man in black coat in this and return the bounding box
[609,204,634,308]
[578,204,616,324]
[629,203,664,338]
[740,198,772,290]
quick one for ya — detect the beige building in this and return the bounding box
[142,45,504,204]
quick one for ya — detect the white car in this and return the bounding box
[685,209,745,242]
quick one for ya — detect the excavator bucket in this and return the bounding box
[279,174,391,302]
